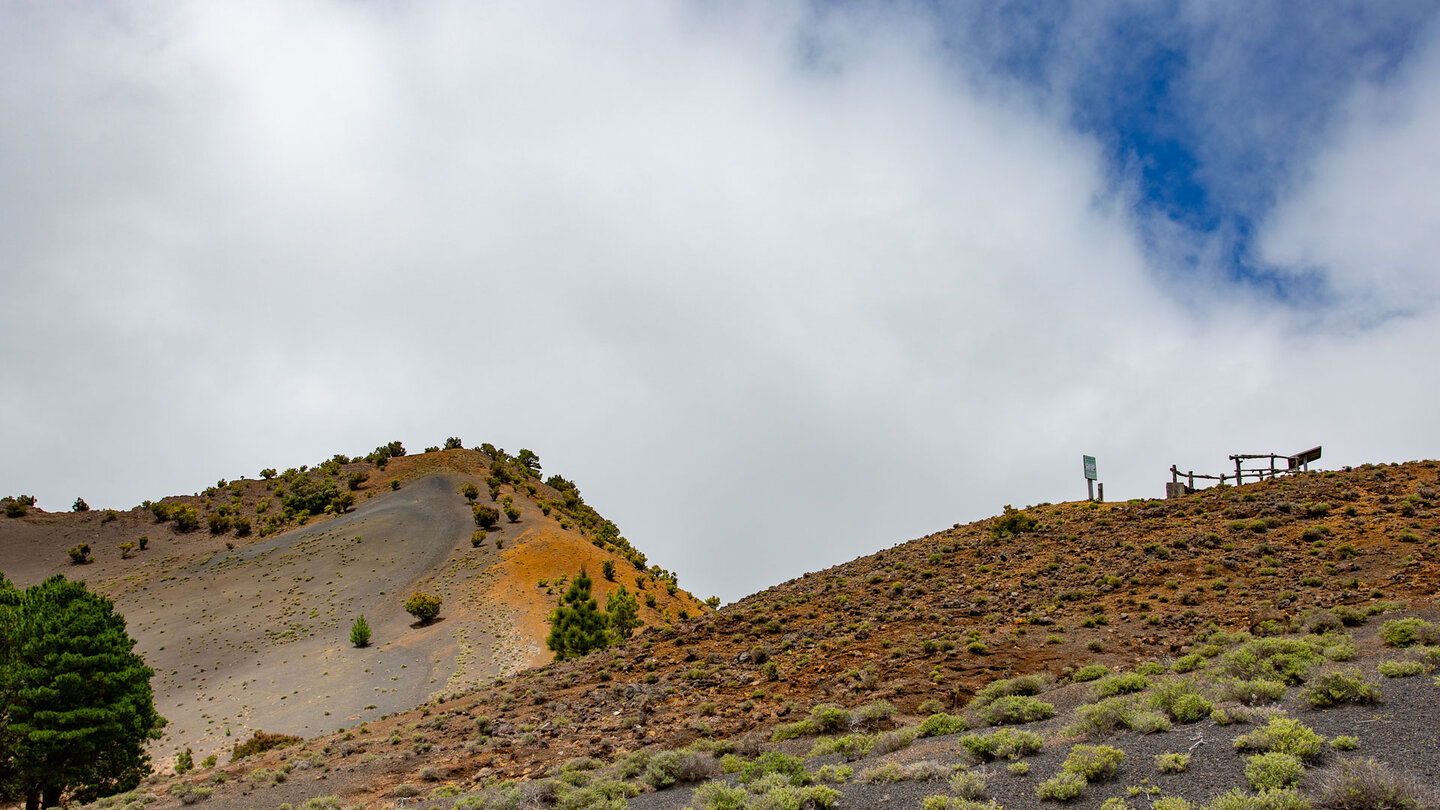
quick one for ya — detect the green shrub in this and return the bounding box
[1061,744,1123,781]
[807,734,872,760]
[1066,696,1135,736]
[1377,660,1425,678]
[923,798,1002,810]
[1301,668,1380,707]
[172,505,200,532]
[1154,753,1189,773]
[991,505,1038,537]
[1244,752,1305,791]
[68,543,92,565]
[231,730,303,761]
[969,673,1052,708]
[1203,788,1310,810]
[737,752,811,786]
[808,703,850,733]
[957,728,1044,761]
[979,695,1055,726]
[1093,672,1150,698]
[642,749,715,789]
[404,592,442,624]
[871,728,916,755]
[1233,715,1323,761]
[1215,677,1288,705]
[690,782,748,810]
[1071,664,1109,683]
[948,770,987,800]
[1035,771,1086,801]
[1219,637,1323,684]
[917,713,969,738]
[1329,735,1359,751]
[1152,799,1194,810]
[1380,618,1440,648]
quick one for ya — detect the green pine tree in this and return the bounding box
[349,615,372,648]
[545,568,609,660]
[0,574,166,808]
[606,585,641,641]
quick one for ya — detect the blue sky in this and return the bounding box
[3,2,1440,602]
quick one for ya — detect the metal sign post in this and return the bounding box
[1083,455,1097,501]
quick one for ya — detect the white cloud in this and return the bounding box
[2,3,1438,602]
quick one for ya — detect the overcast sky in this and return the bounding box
[4,2,1440,603]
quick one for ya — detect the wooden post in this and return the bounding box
[1087,479,1094,501]
[1097,483,1104,502]
[1235,457,1242,484]
[1187,471,1195,489]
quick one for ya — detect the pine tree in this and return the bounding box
[0,574,166,809]
[349,615,372,648]
[606,585,641,641]
[545,568,609,660]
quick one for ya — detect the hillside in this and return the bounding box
[103,459,1440,809]
[0,445,708,764]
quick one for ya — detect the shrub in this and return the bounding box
[1330,735,1358,751]
[68,543,92,565]
[1377,660,1424,678]
[923,799,1001,810]
[1216,677,1288,705]
[1307,757,1432,810]
[691,782,748,810]
[979,695,1054,726]
[1071,664,1108,682]
[1234,715,1324,761]
[1204,788,1310,810]
[473,505,500,529]
[969,672,1052,708]
[350,615,371,647]
[172,505,200,532]
[807,734,872,760]
[1093,672,1149,698]
[73,497,89,512]
[1302,668,1380,708]
[1036,771,1086,801]
[643,750,713,789]
[808,703,850,733]
[958,729,1044,761]
[602,560,615,581]
[1246,752,1305,791]
[871,728,916,755]
[137,535,149,550]
[949,769,987,799]
[1062,744,1123,781]
[917,713,969,738]
[1380,618,1440,648]
[404,592,442,624]
[737,752,811,787]
[1066,696,1134,736]
[991,505,1037,537]
[1155,753,1189,773]
[471,530,487,548]
[231,730,302,761]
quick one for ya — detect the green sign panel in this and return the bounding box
[1083,455,1097,481]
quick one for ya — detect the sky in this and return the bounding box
[3,1,1440,604]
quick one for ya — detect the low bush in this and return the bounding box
[1070,664,1109,683]
[1066,696,1135,737]
[969,673,1052,708]
[1093,673,1149,698]
[923,798,1002,810]
[871,728,916,755]
[1377,660,1424,678]
[1329,735,1358,751]
[1204,788,1310,810]
[807,733,872,760]
[1061,744,1124,781]
[68,543,91,564]
[1301,668,1381,708]
[1307,757,1434,810]
[1035,771,1086,801]
[643,749,717,788]
[1233,715,1324,761]
[1245,752,1305,791]
[1215,677,1288,705]
[979,695,1054,726]
[738,752,812,787]
[957,728,1044,761]
[1155,753,1190,773]
[1380,618,1440,648]
[232,730,303,761]
[949,769,987,800]
[917,713,969,738]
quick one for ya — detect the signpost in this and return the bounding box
[1083,455,1097,501]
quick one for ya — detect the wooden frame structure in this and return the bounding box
[1166,446,1321,497]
